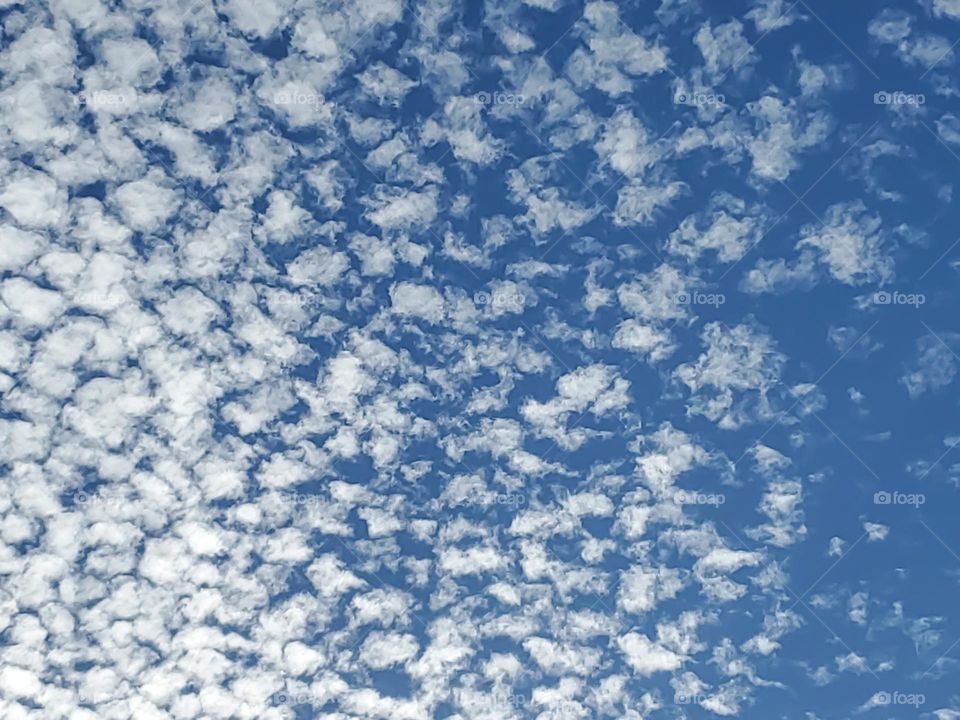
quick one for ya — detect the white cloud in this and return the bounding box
[695,20,757,77]
[617,632,684,675]
[565,1,669,96]
[612,319,676,361]
[0,2,943,715]
[746,0,798,32]
[797,202,892,285]
[618,566,685,613]
[869,9,954,66]
[357,62,417,106]
[390,281,446,323]
[359,632,420,669]
[743,96,831,182]
[675,322,784,429]
[113,171,181,232]
[0,168,67,228]
[0,278,64,328]
[901,334,958,398]
[365,187,438,230]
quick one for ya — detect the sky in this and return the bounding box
[1,0,960,718]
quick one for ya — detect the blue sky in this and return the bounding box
[1,0,960,718]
